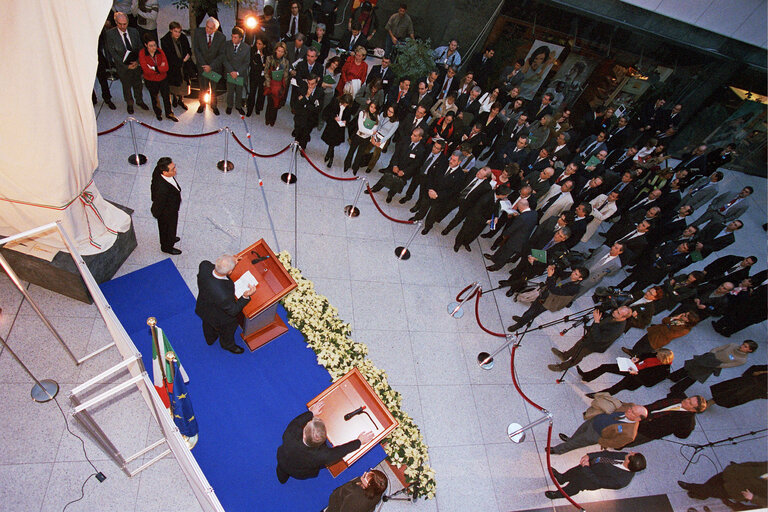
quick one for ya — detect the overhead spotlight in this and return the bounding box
[246,16,258,29]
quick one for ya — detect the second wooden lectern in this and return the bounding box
[231,239,297,351]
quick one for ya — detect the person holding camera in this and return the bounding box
[548,306,633,372]
[507,265,588,332]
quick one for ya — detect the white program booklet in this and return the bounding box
[616,357,638,373]
[234,271,258,298]
[499,198,514,214]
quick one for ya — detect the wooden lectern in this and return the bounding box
[231,239,297,351]
[307,368,399,477]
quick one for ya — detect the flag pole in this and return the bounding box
[147,317,169,398]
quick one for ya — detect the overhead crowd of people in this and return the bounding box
[106,1,766,510]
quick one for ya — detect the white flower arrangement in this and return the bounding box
[277,251,436,499]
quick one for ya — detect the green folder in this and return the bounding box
[531,248,547,263]
[271,69,284,81]
[322,74,336,84]
[202,70,222,83]
[311,40,322,52]
[226,74,244,86]
[690,250,703,262]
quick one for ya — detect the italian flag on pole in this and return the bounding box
[152,326,189,408]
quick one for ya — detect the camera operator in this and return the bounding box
[548,306,633,372]
[507,265,589,332]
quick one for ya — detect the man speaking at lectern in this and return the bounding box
[195,255,257,354]
[276,411,374,483]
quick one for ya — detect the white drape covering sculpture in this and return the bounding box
[0,0,130,258]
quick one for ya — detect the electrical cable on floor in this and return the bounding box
[51,395,106,510]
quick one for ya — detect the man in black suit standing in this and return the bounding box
[441,167,493,238]
[366,56,394,90]
[193,17,226,114]
[292,75,324,149]
[276,410,374,483]
[413,151,466,234]
[195,255,257,354]
[467,46,495,89]
[628,396,707,446]
[150,158,182,255]
[105,12,148,114]
[338,21,367,53]
[699,219,743,258]
[484,199,538,270]
[369,128,427,202]
[526,92,554,122]
[545,451,646,500]
[403,140,447,206]
[701,255,757,288]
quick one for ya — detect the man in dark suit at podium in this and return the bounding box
[150,157,182,255]
[276,411,374,483]
[195,255,257,354]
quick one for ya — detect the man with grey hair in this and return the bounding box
[194,255,257,354]
[105,12,148,114]
[276,410,374,483]
[194,17,226,114]
[412,150,465,234]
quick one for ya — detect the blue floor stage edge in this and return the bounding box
[100,258,386,511]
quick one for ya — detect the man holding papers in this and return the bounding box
[194,18,226,114]
[195,255,257,354]
[223,27,251,115]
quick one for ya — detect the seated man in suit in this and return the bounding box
[195,255,257,354]
[545,451,646,500]
[550,399,648,454]
[627,395,707,446]
[276,410,374,483]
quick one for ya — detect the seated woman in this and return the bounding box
[578,348,674,397]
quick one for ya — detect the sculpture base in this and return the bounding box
[0,202,137,304]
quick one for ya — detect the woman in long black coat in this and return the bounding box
[710,364,767,408]
[321,93,354,167]
[160,22,194,110]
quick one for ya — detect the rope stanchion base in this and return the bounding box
[507,422,525,443]
[217,160,234,172]
[477,352,494,370]
[343,205,360,217]
[128,153,147,166]
[281,173,297,184]
[446,302,465,318]
[395,246,411,260]
[31,379,59,403]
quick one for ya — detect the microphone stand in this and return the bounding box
[477,305,596,370]
[663,428,768,475]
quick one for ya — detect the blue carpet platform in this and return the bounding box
[100,258,386,511]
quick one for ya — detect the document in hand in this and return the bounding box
[616,357,638,373]
[234,271,259,298]
[226,74,245,86]
[530,248,547,263]
[202,70,222,82]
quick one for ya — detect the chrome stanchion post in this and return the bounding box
[447,282,479,319]
[0,333,58,403]
[127,117,147,166]
[394,220,421,260]
[507,411,552,443]
[477,332,517,370]
[344,176,366,217]
[281,141,298,184]
[217,127,234,172]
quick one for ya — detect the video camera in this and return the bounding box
[591,286,634,315]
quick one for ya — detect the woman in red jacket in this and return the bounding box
[139,34,177,121]
[336,46,369,96]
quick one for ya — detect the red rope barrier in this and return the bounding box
[365,184,415,224]
[545,425,585,510]
[472,290,507,337]
[455,284,480,302]
[97,122,126,136]
[231,133,292,157]
[299,148,358,181]
[137,120,221,138]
